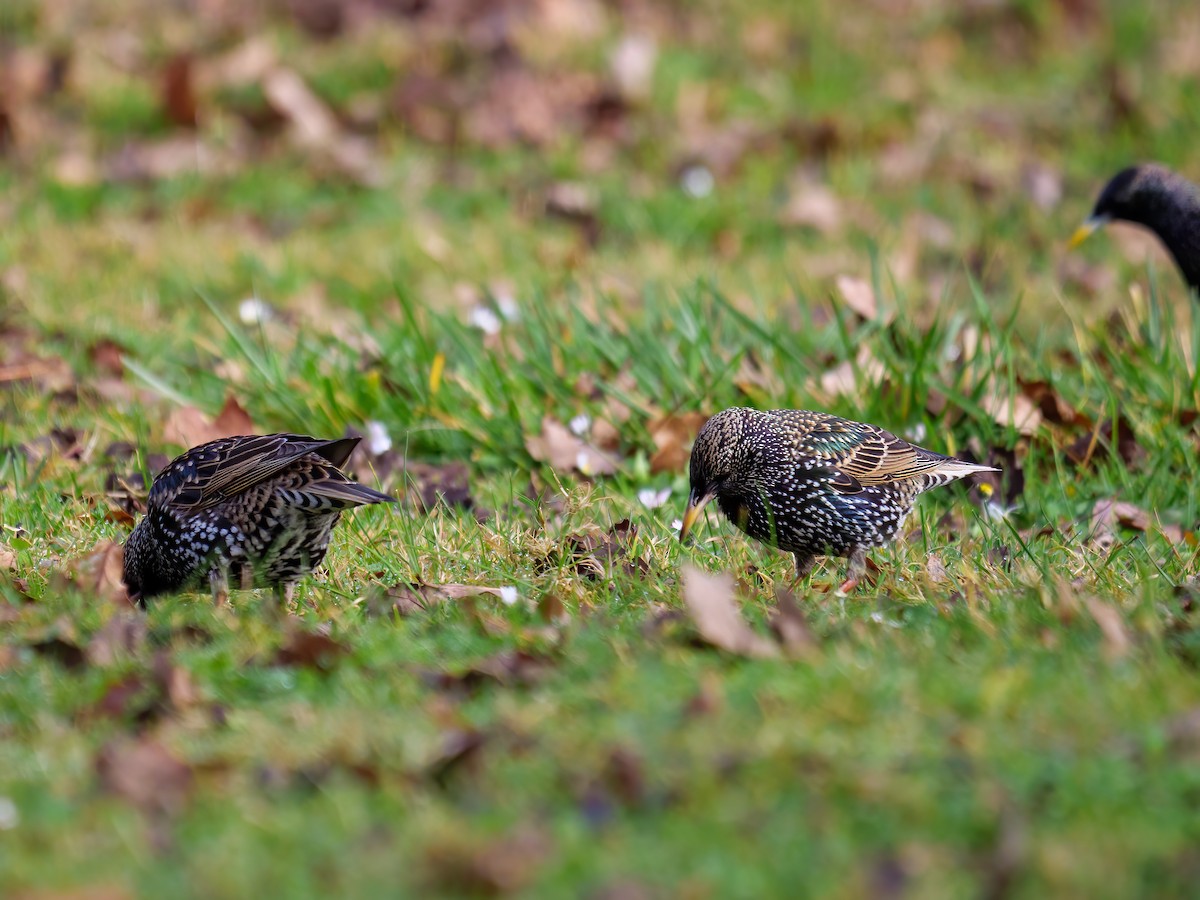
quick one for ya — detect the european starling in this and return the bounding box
[123,433,394,605]
[680,408,997,592]
[1070,164,1200,292]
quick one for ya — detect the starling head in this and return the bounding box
[1070,164,1191,246]
[681,408,771,540]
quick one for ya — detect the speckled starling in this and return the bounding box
[1070,164,1200,292]
[123,433,394,605]
[680,408,997,592]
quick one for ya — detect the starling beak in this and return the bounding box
[679,489,714,542]
[123,433,394,606]
[1071,164,1200,291]
[1067,215,1108,250]
[683,408,997,592]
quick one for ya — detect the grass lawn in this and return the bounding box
[3,0,1200,896]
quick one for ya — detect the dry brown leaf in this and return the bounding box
[1082,595,1131,660]
[163,394,255,448]
[421,826,552,896]
[926,554,948,584]
[57,541,131,606]
[1091,499,1183,545]
[816,345,886,400]
[526,416,620,476]
[86,610,148,667]
[834,275,881,320]
[770,587,818,659]
[647,412,707,474]
[96,736,192,817]
[681,565,779,659]
[161,53,198,128]
[275,629,349,672]
[0,545,14,570]
[781,181,843,234]
[263,67,381,185]
[982,390,1041,436]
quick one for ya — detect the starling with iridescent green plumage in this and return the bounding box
[123,433,394,606]
[680,408,997,591]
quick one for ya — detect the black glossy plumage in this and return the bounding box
[681,408,996,589]
[1076,163,1200,292]
[123,433,394,605]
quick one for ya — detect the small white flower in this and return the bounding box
[469,306,502,335]
[906,422,927,443]
[671,518,684,533]
[982,500,1017,522]
[575,450,594,475]
[680,164,714,198]
[0,797,18,830]
[569,414,592,436]
[494,288,520,321]
[638,487,671,509]
[498,586,519,606]
[365,420,392,456]
[238,296,272,325]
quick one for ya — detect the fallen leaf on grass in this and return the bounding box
[163,394,255,448]
[86,610,148,666]
[427,649,556,696]
[54,541,132,606]
[1082,594,1132,660]
[421,826,552,897]
[526,415,620,476]
[780,180,843,234]
[1065,416,1143,468]
[982,390,1041,436]
[160,53,198,128]
[770,587,818,659]
[835,275,887,321]
[926,554,949,584]
[405,461,476,514]
[30,636,87,671]
[263,67,381,185]
[381,582,518,617]
[681,565,779,659]
[562,519,644,580]
[1091,498,1184,546]
[96,736,192,817]
[647,412,707,474]
[274,629,350,672]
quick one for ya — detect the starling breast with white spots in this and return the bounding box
[680,408,996,590]
[123,433,394,605]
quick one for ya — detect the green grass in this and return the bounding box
[3,0,1200,896]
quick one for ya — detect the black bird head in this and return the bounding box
[680,408,769,540]
[1070,164,1189,246]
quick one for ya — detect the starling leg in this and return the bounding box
[788,552,816,589]
[836,546,868,597]
[275,581,296,610]
[210,568,230,606]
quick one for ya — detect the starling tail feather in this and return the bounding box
[123,433,394,605]
[681,408,997,587]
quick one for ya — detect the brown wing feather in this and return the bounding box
[787,414,952,492]
[153,434,353,511]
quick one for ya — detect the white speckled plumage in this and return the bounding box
[123,433,394,605]
[682,407,997,587]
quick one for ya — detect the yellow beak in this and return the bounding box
[679,491,713,541]
[1068,216,1106,250]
